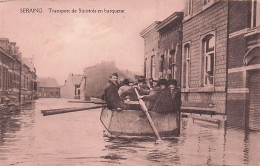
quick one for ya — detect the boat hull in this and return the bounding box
[100,108,178,136]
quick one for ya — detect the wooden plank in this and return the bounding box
[68,100,106,104]
[68,101,95,103]
[41,105,106,116]
[181,109,216,115]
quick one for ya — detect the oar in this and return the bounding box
[41,105,106,116]
[134,88,162,141]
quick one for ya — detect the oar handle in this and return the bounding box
[134,88,162,141]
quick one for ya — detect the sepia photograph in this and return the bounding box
[0,0,260,165]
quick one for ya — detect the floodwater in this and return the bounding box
[0,98,260,166]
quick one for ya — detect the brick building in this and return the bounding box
[21,58,37,103]
[140,0,260,131]
[140,12,183,83]
[140,21,161,80]
[227,0,260,130]
[157,12,183,83]
[0,38,37,109]
[0,38,22,107]
[181,0,228,114]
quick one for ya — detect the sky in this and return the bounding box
[0,0,184,85]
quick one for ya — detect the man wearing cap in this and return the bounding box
[104,73,129,111]
[138,79,173,114]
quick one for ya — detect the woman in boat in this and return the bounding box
[138,79,174,114]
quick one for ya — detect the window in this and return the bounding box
[3,67,6,90]
[251,0,260,28]
[204,0,212,5]
[151,55,156,79]
[169,50,174,80]
[0,65,2,89]
[187,0,193,16]
[144,58,147,78]
[183,43,190,88]
[202,34,215,86]
[160,55,165,77]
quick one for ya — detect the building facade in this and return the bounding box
[140,22,161,80]
[181,0,228,114]
[157,12,183,83]
[37,77,60,98]
[0,38,37,109]
[227,0,260,130]
[60,73,83,99]
[0,38,21,107]
[141,0,260,131]
[21,58,37,104]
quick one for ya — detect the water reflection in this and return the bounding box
[0,98,259,166]
[0,109,21,145]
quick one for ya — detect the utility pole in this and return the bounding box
[19,61,22,107]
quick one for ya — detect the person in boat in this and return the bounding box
[168,79,182,113]
[118,78,131,96]
[137,77,150,90]
[147,77,155,89]
[138,79,174,114]
[104,73,129,111]
[120,77,150,101]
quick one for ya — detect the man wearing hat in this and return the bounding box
[104,73,129,111]
[137,77,150,90]
[138,79,173,114]
[120,76,149,101]
[168,79,181,113]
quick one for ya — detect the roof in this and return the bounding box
[0,46,15,61]
[156,12,183,31]
[38,77,60,87]
[22,58,36,73]
[70,74,83,85]
[140,21,161,38]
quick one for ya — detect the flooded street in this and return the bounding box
[0,98,260,166]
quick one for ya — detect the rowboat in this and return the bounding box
[100,108,179,137]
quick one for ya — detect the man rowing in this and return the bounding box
[138,79,174,114]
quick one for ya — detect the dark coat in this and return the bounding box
[170,88,182,112]
[142,87,173,114]
[104,80,128,110]
[120,85,150,101]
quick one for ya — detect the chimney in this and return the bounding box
[9,42,16,54]
[0,38,9,51]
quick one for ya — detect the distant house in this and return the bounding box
[60,73,83,99]
[38,77,60,98]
